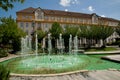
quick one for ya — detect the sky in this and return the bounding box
[0,0,120,20]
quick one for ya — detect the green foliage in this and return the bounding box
[98,25,114,40]
[63,25,79,51]
[79,25,114,47]
[0,0,24,11]
[49,22,63,39]
[79,25,114,40]
[0,17,25,53]
[0,65,10,80]
[63,25,79,38]
[0,48,8,58]
[79,25,92,39]
[37,29,46,43]
[116,22,120,36]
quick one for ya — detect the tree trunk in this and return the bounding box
[101,39,106,48]
[87,39,91,48]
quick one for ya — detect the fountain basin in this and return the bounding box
[0,54,120,74]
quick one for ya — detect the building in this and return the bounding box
[16,7,120,46]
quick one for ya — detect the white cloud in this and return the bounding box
[59,0,71,7]
[59,0,79,7]
[101,15,106,17]
[88,6,95,12]
[65,9,68,11]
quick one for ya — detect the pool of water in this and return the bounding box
[0,54,120,74]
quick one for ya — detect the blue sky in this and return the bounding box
[0,0,120,20]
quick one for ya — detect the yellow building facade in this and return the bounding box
[16,7,119,37]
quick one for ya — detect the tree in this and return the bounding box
[49,22,63,39]
[63,25,79,51]
[79,25,114,48]
[49,22,63,48]
[37,29,46,43]
[79,25,94,48]
[98,25,114,47]
[0,17,25,53]
[0,0,24,11]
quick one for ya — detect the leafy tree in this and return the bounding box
[63,25,79,51]
[37,29,46,43]
[98,25,114,47]
[49,22,63,48]
[63,25,79,39]
[79,25,94,48]
[79,25,114,48]
[49,22,63,39]
[0,0,24,11]
[0,17,25,53]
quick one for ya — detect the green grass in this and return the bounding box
[85,47,117,52]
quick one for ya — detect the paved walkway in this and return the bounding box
[0,54,19,62]
[84,50,120,54]
[10,70,120,80]
[102,55,120,62]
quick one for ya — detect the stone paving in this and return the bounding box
[9,70,120,80]
[102,55,120,62]
[85,50,120,54]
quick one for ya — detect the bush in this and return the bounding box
[12,38,21,54]
[0,65,10,80]
[0,48,8,58]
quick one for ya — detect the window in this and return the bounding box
[48,16,51,21]
[45,16,48,20]
[44,23,48,31]
[29,16,32,19]
[57,17,60,21]
[22,16,32,19]
[54,17,57,21]
[51,16,53,20]
[37,23,41,29]
[69,18,72,22]
[26,23,29,28]
[75,18,78,22]
[20,22,24,28]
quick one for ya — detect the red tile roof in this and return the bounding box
[43,9,91,18]
[17,7,120,22]
[16,7,35,13]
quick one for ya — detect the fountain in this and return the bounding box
[21,36,32,55]
[69,34,72,54]
[1,33,120,75]
[48,33,52,55]
[35,34,38,55]
[59,33,64,54]
[73,36,78,54]
[42,38,46,53]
